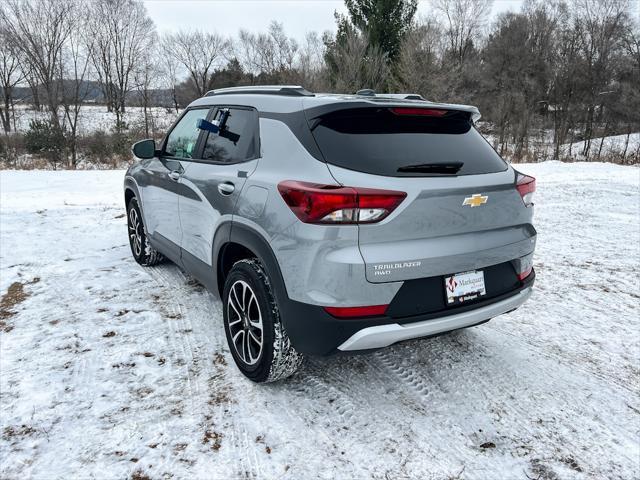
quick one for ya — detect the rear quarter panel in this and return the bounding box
[235,117,402,306]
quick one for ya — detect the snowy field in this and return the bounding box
[10,105,179,135]
[0,162,639,479]
[560,133,640,161]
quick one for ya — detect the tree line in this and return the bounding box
[0,0,638,168]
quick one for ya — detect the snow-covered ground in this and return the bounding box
[560,133,640,161]
[0,162,638,479]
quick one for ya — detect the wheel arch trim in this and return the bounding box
[213,222,291,325]
[124,176,149,231]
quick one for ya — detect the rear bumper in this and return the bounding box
[280,271,535,355]
[338,286,532,351]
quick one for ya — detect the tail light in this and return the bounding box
[516,173,536,207]
[517,266,533,281]
[324,304,388,318]
[277,181,406,224]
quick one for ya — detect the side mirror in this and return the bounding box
[132,139,156,159]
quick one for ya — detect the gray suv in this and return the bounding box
[124,86,536,383]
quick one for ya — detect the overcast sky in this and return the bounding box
[144,0,525,39]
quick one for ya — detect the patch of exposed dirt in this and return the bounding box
[213,352,227,366]
[112,362,136,369]
[529,458,560,480]
[479,442,496,449]
[0,278,40,331]
[202,430,223,451]
[560,456,583,472]
[3,424,37,440]
[130,471,152,480]
[208,389,231,406]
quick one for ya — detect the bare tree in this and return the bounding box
[159,41,182,113]
[622,19,640,70]
[133,48,160,138]
[397,15,445,99]
[237,21,299,80]
[325,27,390,93]
[87,0,155,130]
[574,0,630,159]
[60,23,92,167]
[432,0,493,65]
[0,26,23,133]
[297,32,328,91]
[162,30,227,97]
[0,0,75,135]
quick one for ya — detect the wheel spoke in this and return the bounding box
[232,329,246,362]
[228,317,242,327]
[241,282,248,312]
[248,329,261,346]
[248,295,262,330]
[232,285,244,313]
[228,294,242,319]
[247,335,258,363]
[231,328,244,343]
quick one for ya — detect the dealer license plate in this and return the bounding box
[444,270,486,305]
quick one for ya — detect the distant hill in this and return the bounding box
[10,80,174,107]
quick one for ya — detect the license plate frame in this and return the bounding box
[444,270,487,306]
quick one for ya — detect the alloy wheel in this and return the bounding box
[128,207,142,257]
[227,280,264,365]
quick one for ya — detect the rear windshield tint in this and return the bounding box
[310,108,507,176]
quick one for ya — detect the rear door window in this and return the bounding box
[310,107,507,176]
[202,107,259,163]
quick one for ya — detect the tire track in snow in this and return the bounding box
[370,329,639,479]
[487,320,638,395]
[276,364,375,478]
[145,263,266,478]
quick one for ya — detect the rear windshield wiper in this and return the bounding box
[397,162,463,174]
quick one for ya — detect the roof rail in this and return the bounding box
[205,85,314,97]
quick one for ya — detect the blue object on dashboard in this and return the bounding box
[197,118,219,133]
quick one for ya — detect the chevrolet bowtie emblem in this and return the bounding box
[463,194,488,207]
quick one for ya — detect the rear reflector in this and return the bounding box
[278,180,406,224]
[517,266,533,281]
[391,107,447,117]
[324,304,388,318]
[516,173,536,207]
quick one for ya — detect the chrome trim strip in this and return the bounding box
[337,288,532,351]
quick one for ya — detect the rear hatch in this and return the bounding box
[306,103,536,283]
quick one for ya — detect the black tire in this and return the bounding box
[126,197,163,267]
[223,258,303,383]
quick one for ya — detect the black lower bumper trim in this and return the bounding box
[281,270,535,356]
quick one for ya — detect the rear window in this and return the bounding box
[310,107,507,176]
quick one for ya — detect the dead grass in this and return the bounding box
[202,430,223,451]
[130,471,152,480]
[0,278,39,332]
[2,424,37,440]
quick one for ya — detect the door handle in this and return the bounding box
[168,170,181,181]
[218,182,235,195]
